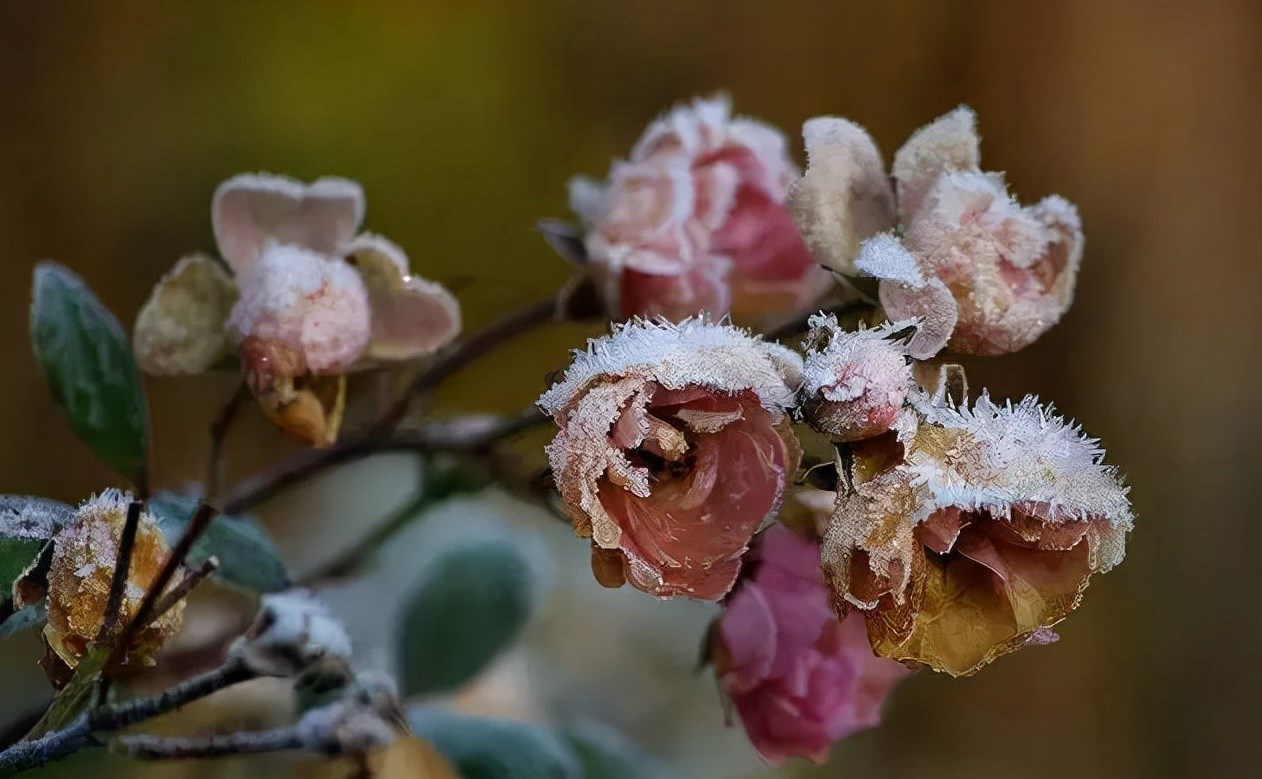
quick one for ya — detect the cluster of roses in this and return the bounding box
[539,98,1132,764]
[126,95,1133,767]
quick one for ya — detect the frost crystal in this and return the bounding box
[800,314,913,441]
[821,391,1133,676]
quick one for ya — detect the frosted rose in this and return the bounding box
[538,318,802,600]
[821,392,1134,676]
[134,174,461,445]
[715,524,909,764]
[800,313,913,441]
[568,96,827,323]
[791,106,1084,357]
[44,490,183,670]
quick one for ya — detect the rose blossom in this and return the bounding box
[789,106,1084,357]
[715,524,909,764]
[820,391,1134,676]
[134,173,461,445]
[538,318,802,600]
[799,313,914,442]
[567,96,828,323]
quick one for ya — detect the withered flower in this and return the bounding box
[538,318,802,600]
[799,313,913,442]
[44,490,182,669]
[134,174,461,445]
[821,393,1133,676]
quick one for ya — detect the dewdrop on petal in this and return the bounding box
[43,490,183,670]
[800,313,913,441]
[820,392,1134,676]
[229,590,352,677]
[538,317,802,600]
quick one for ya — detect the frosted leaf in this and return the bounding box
[788,117,896,275]
[212,173,365,275]
[133,253,238,376]
[347,234,462,361]
[891,105,980,222]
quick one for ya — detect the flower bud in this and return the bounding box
[44,490,183,669]
[229,590,352,677]
[800,314,913,441]
[539,318,802,600]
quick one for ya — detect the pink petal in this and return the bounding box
[347,234,461,361]
[212,173,365,274]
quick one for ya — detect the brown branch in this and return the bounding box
[108,502,218,670]
[371,293,562,433]
[204,382,250,503]
[145,558,220,630]
[95,501,143,643]
[220,433,434,515]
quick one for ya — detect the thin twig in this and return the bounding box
[89,658,255,732]
[95,501,143,643]
[113,727,304,760]
[145,558,220,630]
[221,433,433,515]
[0,715,91,778]
[205,382,250,503]
[372,293,561,433]
[108,503,218,669]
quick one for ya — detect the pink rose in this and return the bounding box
[716,524,909,764]
[790,107,1084,357]
[569,96,828,322]
[538,318,802,600]
[134,173,462,445]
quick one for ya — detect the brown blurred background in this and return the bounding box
[1,2,1260,777]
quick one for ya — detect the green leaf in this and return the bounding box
[149,493,289,593]
[0,602,47,640]
[407,708,580,779]
[1,496,73,596]
[25,645,109,740]
[564,721,673,779]
[399,539,534,696]
[30,262,150,482]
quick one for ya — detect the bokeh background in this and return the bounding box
[2,2,1260,777]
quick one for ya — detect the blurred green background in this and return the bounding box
[1,1,1259,777]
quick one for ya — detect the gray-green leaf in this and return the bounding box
[0,602,47,640]
[30,262,150,482]
[149,493,289,593]
[564,721,673,779]
[407,707,580,779]
[1,496,73,596]
[399,540,535,696]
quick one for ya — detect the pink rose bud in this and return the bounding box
[800,314,913,441]
[715,524,909,764]
[135,173,462,446]
[854,107,1084,356]
[538,318,802,600]
[569,96,827,323]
